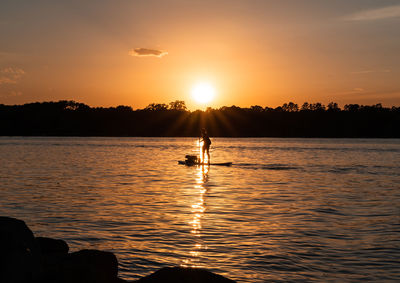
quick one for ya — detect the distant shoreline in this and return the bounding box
[1,101,399,138]
[1,135,400,139]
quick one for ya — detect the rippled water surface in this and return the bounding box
[1,137,399,282]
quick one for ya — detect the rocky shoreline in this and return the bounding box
[0,217,236,283]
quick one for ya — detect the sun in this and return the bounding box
[191,82,216,104]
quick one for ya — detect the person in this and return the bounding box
[200,128,211,164]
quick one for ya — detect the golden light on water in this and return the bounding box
[182,164,209,267]
[197,140,209,164]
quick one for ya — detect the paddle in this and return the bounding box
[199,135,201,163]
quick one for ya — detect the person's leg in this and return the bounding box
[206,147,210,164]
[202,146,205,163]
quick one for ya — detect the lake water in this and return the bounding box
[1,137,399,282]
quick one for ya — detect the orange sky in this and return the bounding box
[1,0,400,110]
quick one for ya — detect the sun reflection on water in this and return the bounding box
[182,164,209,267]
[197,139,209,164]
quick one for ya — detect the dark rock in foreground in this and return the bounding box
[62,249,119,283]
[0,216,41,283]
[36,236,69,254]
[40,249,122,283]
[0,216,236,283]
[136,267,236,283]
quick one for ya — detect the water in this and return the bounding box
[1,137,399,282]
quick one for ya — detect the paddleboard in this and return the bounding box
[178,161,232,166]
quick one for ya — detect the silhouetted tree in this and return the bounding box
[169,100,187,111]
[309,103,325,111]
[145,103,169,111]
[116,105,133,112]
[301,102,310,111]
[250,105,264,112]
[282,102,299,112]
[327,102,340,112]
[344,104,360,112]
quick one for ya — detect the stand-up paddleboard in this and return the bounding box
[179,154,232,166]
[178,161,232,166]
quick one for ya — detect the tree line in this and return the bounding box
[0,100,399,137]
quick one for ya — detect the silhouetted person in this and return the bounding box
[200,128,211,164]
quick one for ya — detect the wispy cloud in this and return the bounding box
[345,4,400,21]
[9,90,22,97]
[0,90,23,98]
[129,48,168,58]
[333,88,400,100]
[0,67,25,85]
[333,88,366,96]
[351,69,391,75]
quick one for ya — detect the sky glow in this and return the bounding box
[0,0,399,109]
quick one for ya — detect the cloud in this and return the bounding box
[332,88,400,101]
[345,4,400,21]
[333,88,366,96]
[0,90,23,98]
[129,48,168,58]
[0,67,25,85]
[351,69,391,75]
[9,90,22,97]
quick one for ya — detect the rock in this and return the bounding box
[36,237,69,254]
[136,267,236,283]
[39,248,126,283]
[0,216,41,283]
[59,249,120,283]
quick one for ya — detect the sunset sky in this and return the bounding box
[1,0,399,110]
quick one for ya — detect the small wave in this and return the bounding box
[319,164,399,177]
[262,165,298,170]
[328,167,356,174]
[237,163,299,171]
[221,145,400,153]
[312,207,345,216]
